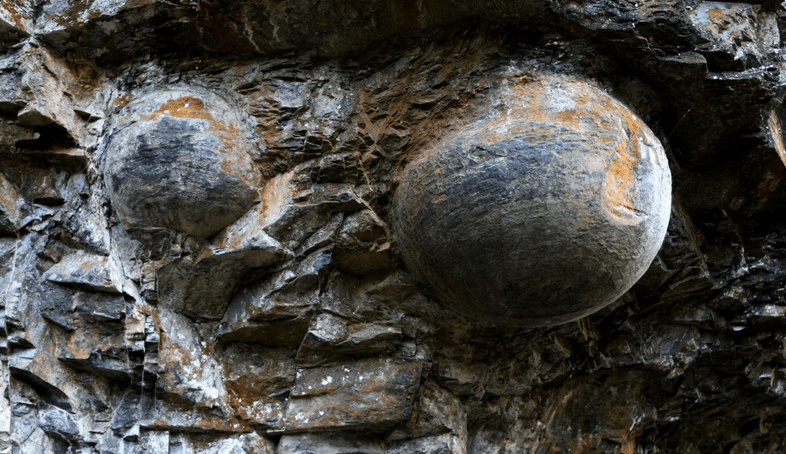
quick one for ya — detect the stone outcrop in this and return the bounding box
[2,1,786,453]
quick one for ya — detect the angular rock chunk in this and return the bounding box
[130,430,170,454]
[154,308,228,410]
[632,200,713,300]
[72,291,125,323]
[689,2,780,72]
[388,380,466,441]
[56,318,131,380]
[9,348,73,411]
[1,44,94,148]
[387,434,464,454]
[0,1,32,49]
[219,345,295,431]
[43,251,121,294]
[387,380,467,454]
[38,405,80,444]
[0,172,22,234]
[108,391,252,438]
[169,432,275,454]
[296,313,402,366]
[0,360,10,438]
[279,433,383,454]
[157,210,291,320]
[285,358,421,432]
[332,209,397,276]
[217,248,328,344]
[259,166,366,252]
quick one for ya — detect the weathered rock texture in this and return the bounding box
[2,1,786,453]
[393,74,672,327]
[102,87,261,238]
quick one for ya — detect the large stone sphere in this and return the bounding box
[103,88,260,238]
[393,74,671,327]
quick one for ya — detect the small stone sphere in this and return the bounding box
[103,88,260,238]
[393,74,671,327]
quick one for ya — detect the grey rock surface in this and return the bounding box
[102,88,261,238]
[1,1,786,453]
[393,74,672,327]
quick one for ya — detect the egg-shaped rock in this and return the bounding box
[393,74,671,327]
[103,88,260,238]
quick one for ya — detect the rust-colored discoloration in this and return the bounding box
[768,110,786,168]
[286,359,422,431]
[78,259,94,272]
[703,4,753,35]
[354,43,503,184]
[219,346,293,429]
[145,96,237,135]
[706,6,729,27]
[73,62,101,87]
[143,96,243,162]
[113,93,132,107]
[0,1,27,29]
[432,74,655,227]
[603,122,643,224]
[517,75,653,225]
[104,88,261,238]
[392,72,670,327]
[0,172,21,226]
[258,171,295,228]
[55,0,96,26]
[156,322,227,413]
[621,440,637,454]
[53,0,155,27]
[145,412,252,434]
[137,94,259,191]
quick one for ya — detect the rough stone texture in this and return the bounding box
[102,87,261,238]
[393,74,671,327]
[285,358,422,432]
[2,1,786,454]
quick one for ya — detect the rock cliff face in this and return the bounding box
[2,1,786,453]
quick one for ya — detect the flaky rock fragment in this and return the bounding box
[285,358,422,432]
[43,251,121,294]
[0,172,22,234]
[393,74,672,327]
[102,87,260,238]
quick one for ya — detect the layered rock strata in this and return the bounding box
[1,1,786,453]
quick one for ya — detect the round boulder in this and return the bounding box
[393,74,671,327]
[103,88,260,238]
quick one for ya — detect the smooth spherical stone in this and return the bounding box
[103,88,260,238]
[393,74,671,327]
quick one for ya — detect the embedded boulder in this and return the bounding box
[393,74,672,327]
[102,88,260,238]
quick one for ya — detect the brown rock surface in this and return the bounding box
[2,1,786,453]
